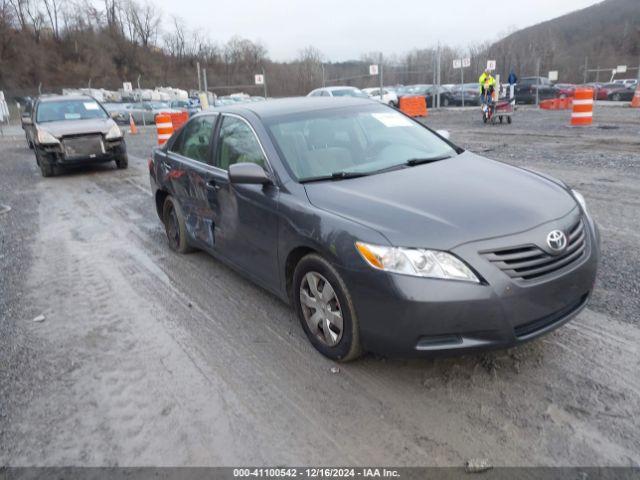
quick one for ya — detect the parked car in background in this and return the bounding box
[613,79,638,89]
[125,101,181,124]
[449,84,481,106]
[307,86,369,98]
[102,102,132,125]
[397,85,454,108]
[605,85,636,102]
[595,83,634,101]
[554,83,576,98]
[514,77,558,104]
[170,99,200,116]
[149,97,599,361]
[21,94,127,177]
[362,87,398,107]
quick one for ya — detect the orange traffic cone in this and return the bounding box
[129,114,138,135]
[631,85,640,108]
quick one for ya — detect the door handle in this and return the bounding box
[206,180,221,191]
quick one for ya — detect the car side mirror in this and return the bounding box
[110,112,120,119]
[229,162,271,185]
[21,116,33,126]
[436,129,450,140]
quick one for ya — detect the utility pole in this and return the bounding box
[583,57,588,84]
[203,69,208,93]
[197,62,202,91]
[379,52,384,102]
[535,58,541,106]
[262,68,268,98]
[137,74,141,90]
[436,46,441,108]
[321,64,326,87]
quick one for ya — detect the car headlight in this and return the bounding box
[355,242,480,283]
[105,124,123,140]
[36,129,59,145]
[571,189,587,213]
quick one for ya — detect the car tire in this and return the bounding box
[115,153,129,169]
[35,149,55,177]
[443,97,450,107]
[162,196,194,254]
[293,254,362,362]
[612,93,621,101]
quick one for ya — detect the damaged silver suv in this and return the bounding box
[22,94,128,177]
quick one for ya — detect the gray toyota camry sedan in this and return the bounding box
[149,97,600,361]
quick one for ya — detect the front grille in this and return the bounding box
[62,135,104,159]
[482,219,587,281]
[514,293,588,338]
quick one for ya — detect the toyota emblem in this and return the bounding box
[547,230,567,252]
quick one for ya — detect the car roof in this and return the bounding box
[322,86,360,91]
[38,94,96,103]
[203,96,376,119]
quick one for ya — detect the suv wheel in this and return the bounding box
[293,254,362,362]
[115,153,129,169]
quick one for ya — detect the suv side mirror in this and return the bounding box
[21,116,33,126]
[229,163,271,185]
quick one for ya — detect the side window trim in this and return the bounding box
[214,113,275,176]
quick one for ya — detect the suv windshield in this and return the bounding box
[267,104,457,181]
[36,99,108,123]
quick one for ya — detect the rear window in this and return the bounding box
[36,99,108,123]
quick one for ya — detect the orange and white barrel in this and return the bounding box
[570,88,593,126]
[631,85,640,108]
[155,113,174,144]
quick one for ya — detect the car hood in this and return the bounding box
[36,118,115,138]
[304,151,578,249]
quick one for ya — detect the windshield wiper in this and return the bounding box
[300,171,370,183]
[405,155,452,166]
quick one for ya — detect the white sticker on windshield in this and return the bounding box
[64,113,81,120]
[371,112,414,127]
[84,102,99,110]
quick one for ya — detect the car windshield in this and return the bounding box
[331,88,368,98]
[36,99,108,123]
[267,104,457,182]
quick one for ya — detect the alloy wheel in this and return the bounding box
[299,271,344,347]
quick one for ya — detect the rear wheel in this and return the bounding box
[612,93,622,101]
[162,196,193,253]
[293,254,362,362]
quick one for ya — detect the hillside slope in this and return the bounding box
[488,0,640,82]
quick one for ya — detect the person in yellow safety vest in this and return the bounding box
[478,70,496,105]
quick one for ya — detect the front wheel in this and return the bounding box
[293,254,362,362]
[115,153,129,169]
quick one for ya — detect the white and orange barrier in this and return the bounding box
[155,113,174,144]
[570,88,593,126]
[631,85,640,108]
[399,96,427,117]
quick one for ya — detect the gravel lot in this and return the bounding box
[0,105,639,467]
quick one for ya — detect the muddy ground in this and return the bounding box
[0,105,639,467]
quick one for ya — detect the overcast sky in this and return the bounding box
[154,0,603,61]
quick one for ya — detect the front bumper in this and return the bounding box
[341,211,600,357]
[38,138,125,166]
